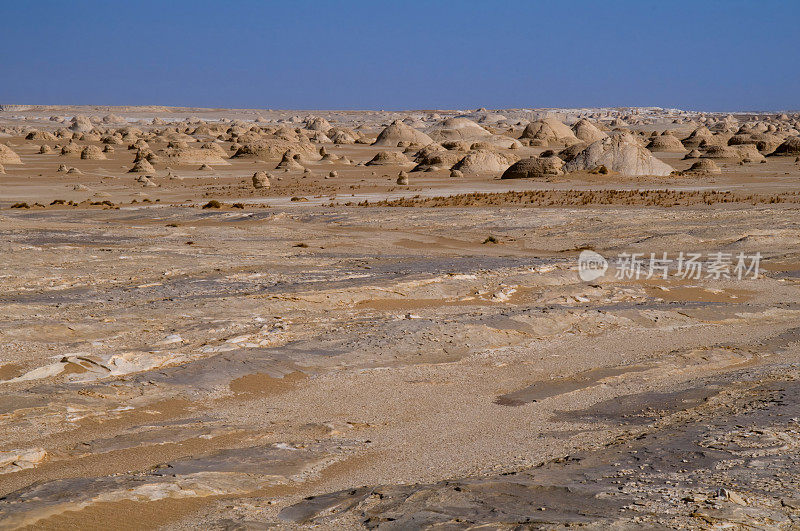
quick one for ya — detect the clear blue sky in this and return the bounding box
[2,0,798,111]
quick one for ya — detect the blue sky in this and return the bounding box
[2,1,798,111]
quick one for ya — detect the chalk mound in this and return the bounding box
[476,112,507,124]
[329,129,358,144]
[687,159,722,174]
[80,145,106,160]
[69,115,93,133]
[770,137,800,156]
[305,117,332,132]
[698,133,732,149]
[646,134,686,152]
[101,114,127,125]
[701,144,765,162]
[497,136,525,149]
[60,141,83,156]
[701,145,738,159]
[373,120,434,147]
[366,150,411,166]
[428,118,492,141]
[319,147,339,163]
[310,131,332,143]
[571,118,607,143]
[412,146,464,172]
[501,156,564,179]
[728,133,782,153]
[276,150,306,171]
[191,124,215,137]
[557,142,590,162]
[161,143,229,164]
[0,144,22,164]
[451,150,516,174]
[129,158,155,173]
[25,130,57,141]
[252,171,271,189]
[232,140,317,161]
[521,118,580,146]
[564,134,674,176]
[681,126,714,148]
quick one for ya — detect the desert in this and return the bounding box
[2,2,800,529]
[1,104,800,529]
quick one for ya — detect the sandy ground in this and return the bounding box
[1,106,800,529]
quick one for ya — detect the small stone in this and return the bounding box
[716,488,746,505]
